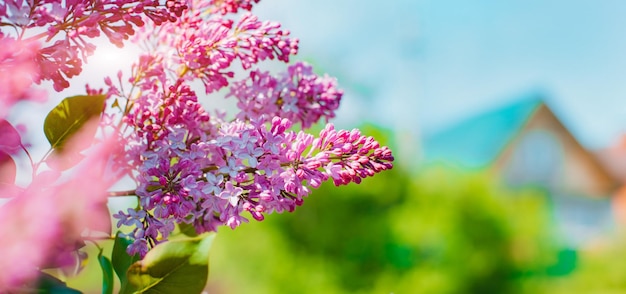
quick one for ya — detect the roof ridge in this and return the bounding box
[422,91,545,168]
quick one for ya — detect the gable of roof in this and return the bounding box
[594,137,626,183]
[422,92,543,168]
[494,102,619,195]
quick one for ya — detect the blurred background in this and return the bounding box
[200,1,626,293]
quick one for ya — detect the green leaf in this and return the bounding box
[43,94,106,150]
[112,232,140,294]
[98,250,114,294]
[35,272,82,294]
[126,233,216,293]
[177,222,199,237]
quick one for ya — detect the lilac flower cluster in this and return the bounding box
[207,0,260,15]
[0,38,43,118]
[97,0,395,257]
[229,62,343,128]
[0,0,184,91]
[133,0,298,94]
[116,109,393,256]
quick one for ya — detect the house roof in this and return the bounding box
[421,91,545,168]
[595,137,626,182]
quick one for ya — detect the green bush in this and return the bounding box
[207,159,559,293]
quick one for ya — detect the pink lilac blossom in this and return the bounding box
[0,38,45,117]
[228,61,343,128]
[116,83,394,256]
[133,0,298,94]
[207,0,260,15]
[0,0,184,91]
[123,79,213,150]
[0,135,121,289]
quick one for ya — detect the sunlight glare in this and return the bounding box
[83,39,141,82]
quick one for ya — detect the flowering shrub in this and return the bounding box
[0,0,394,292]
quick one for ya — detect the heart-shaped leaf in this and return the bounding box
[126,233,215,293]
[98,249,114,294]
[113,232,140,294]
[35,272,82,294]
[177,222,199,237]
[43,94,106,151]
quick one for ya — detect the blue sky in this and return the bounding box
[255,0,626,149]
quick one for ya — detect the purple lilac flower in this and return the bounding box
[228,62,343,128]
[107,1,393,257]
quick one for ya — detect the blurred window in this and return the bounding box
[505,130,562,187]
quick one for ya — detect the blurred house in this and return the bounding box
[422,91,619,247]
[595,136,626,226]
